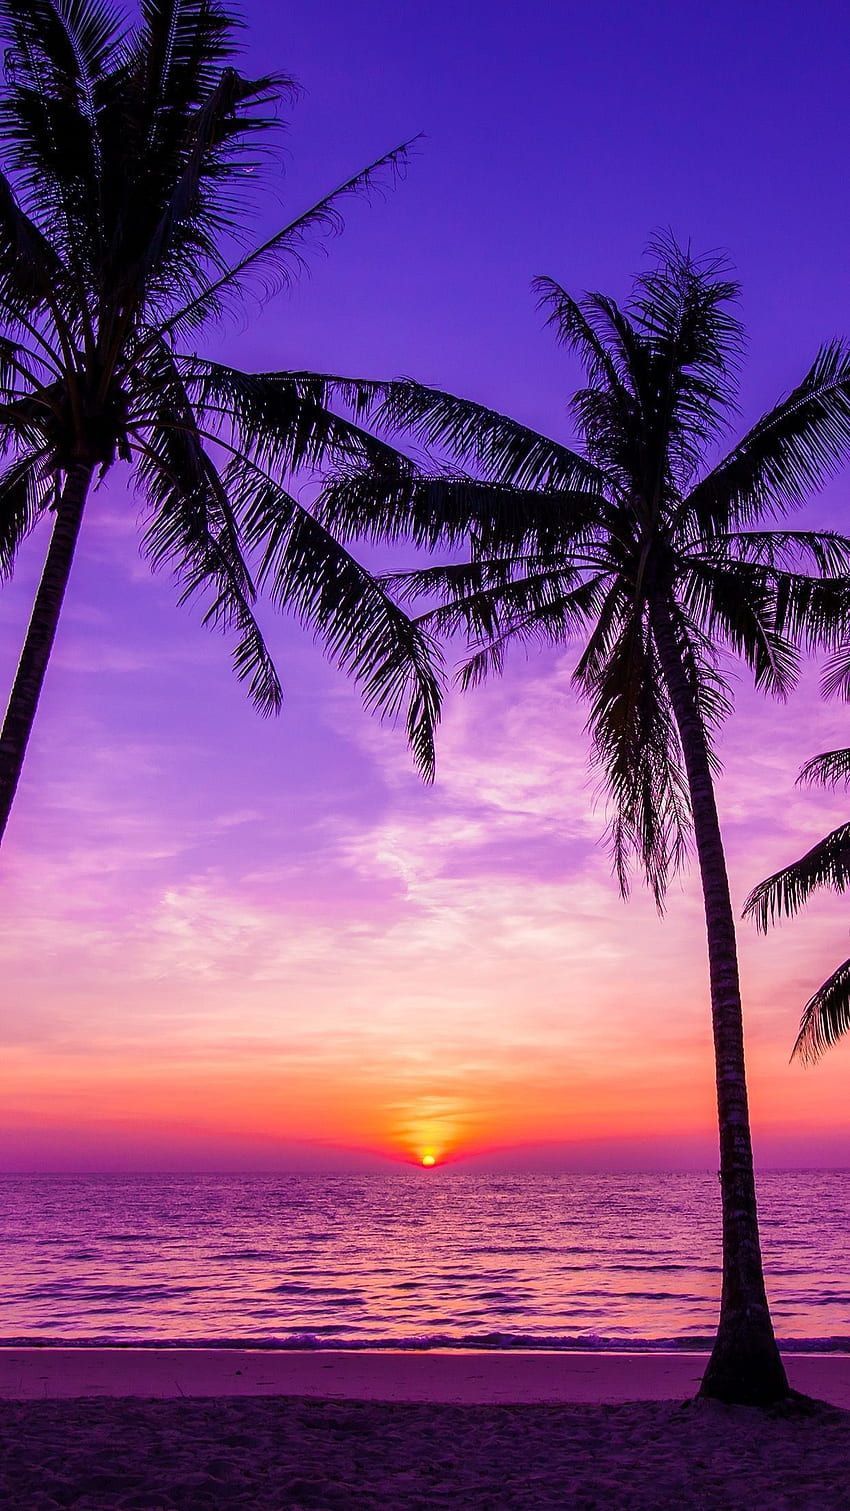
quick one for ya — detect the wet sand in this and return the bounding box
[2,1351,849,1508]
[2,1345,850,1405]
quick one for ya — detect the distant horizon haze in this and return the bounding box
[4,1133,850,1177]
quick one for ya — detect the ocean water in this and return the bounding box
[1,1171,849,1350]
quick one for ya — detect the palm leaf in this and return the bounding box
[131,395,283,715]
[363,381,607,492]
[452,572,609,691]
[821,643,850,701]
[0,167,67,316]
[222,457,444,778]
[418,561,604,649]
[151,138,418,342]
[680,555,799,699]
[718,528,850,576]
[135,0,236,126]
[584,603,693,905]
[319,468,607,553]
[123,66,278,307]
[797,749,850,788]
[632,240,742,481]
[685,341,850,531]
[0,0,125,285]
[743,822,850,930]
[180,360,412,476]
[533,276,634,403]
[0,448,54,575]
[793,960,850,1063]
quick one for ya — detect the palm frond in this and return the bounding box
[418,561,605,648]
[572,578,629,686]
[680,555,799,699]
[793,960,850,1064]
[0,167,67,316]
[90,5,294,364]
[133,335,250,572]
[797,749,850,789]
[383,554,597,607]
[151,138,417,341]
[632,238,741,390]
[821,643,850,701]
[0,447,54,575]
[179,360,412,476]
[131,407,283,715]
[134,0,237,127]
[772,574,850,657]
[0,0,125,147]
[685,341,850,532]
[718,528,850,576]
[582,603,693,906]
[362,380,607,492]
[743,822,850,930]
[452,572,608,691]
[0,0,125,291]
[223,456,444,778]
[578,291,649,394]
[627,241,741,490]
[666,607,732,744]
[688,532,850,662]
[318,468,607,554]
[123,65,280,309]
[533,275,634,402]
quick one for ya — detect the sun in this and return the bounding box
[421,1153,437,1167]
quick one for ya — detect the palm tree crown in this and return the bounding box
[0,0,442,843]
[319,238,850,1404]
[321,240,850,900]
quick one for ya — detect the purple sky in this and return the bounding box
[3,0,850,1170]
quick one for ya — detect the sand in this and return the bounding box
[2,1346,850,1405]
[2,1352,850,1508]
[2,1392,849,1509]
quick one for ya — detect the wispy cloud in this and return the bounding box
[4,549,850,1166]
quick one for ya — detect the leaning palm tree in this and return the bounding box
[745,737,850,1060]
[319,240,850,1402]
[0,0,441,846]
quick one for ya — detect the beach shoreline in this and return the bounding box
[3,1344,850,1406]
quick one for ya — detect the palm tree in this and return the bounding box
[318,239,850,1402]
[0,0,441,846]
[745,740,850,1060]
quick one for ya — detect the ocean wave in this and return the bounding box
[2,1333,850,1354]
[3,1171,849,1349]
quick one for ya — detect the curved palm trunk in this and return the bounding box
[0,462,94,846]
[652,596,788,1405]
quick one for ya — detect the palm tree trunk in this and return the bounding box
[0,461,94,846]
[651,595,788,1405]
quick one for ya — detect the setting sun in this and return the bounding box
[421,1153,437,1167]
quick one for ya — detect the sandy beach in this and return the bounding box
[3,1345,850,1405]
[1,1350,850,1508]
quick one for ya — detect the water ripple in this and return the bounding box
[0,1171,847,1348]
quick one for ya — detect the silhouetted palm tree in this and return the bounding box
[0,0,441,844]
[320,240,850,1402]
[745,741,850,1059]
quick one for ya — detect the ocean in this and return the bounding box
[2,1170,848,1350]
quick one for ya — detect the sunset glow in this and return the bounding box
[3,0,850,1177]
[4,652,850,1171]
